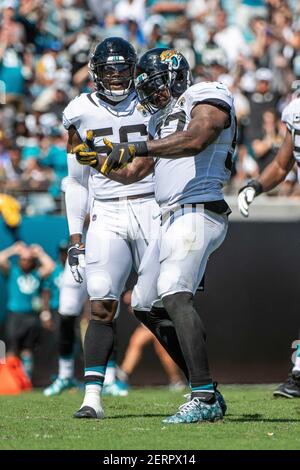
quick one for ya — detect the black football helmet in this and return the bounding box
[89,37,137,101]
[134,48,192,114]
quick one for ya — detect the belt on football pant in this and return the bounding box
[94,192,154,202]
[160,200,231,226]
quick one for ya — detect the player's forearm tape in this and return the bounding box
[247,180,263,196]
[239,179,263,196]
[132,141,149,157]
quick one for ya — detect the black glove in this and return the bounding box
[68,243,85,283]
[101,138,148,175]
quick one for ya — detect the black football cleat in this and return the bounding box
[73,406,104,419]
[273,372,300,398]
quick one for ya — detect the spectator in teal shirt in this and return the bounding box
[0,242,54,379]
[42,242,68,313]
[40,132,68,198]
[236,0,267,33]
[0,8,27,111]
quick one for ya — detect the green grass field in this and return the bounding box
[0,385,300,450]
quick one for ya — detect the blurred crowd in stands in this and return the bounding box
[1,0,300,216]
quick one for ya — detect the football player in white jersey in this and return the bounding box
[76,48,236,423]
[238,96,300,399]
[64,38,158,419]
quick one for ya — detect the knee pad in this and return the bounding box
[87,272,112,300]
[157,265,182,298]
[59,294,82,317]
[131,284,154,311]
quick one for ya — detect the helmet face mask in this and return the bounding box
[135,70,172,114]
[89,38,137,101]
[93,62,135,98]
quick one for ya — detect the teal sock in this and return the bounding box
[191,383,215,401]
[21,354,33,379]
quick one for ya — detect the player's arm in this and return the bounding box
[65,126,90,245]
[74,130,155,184]
[146,104,230,158]
[255,130,294,191]
[65,126,89,283]
[238,129,294,217]
[99,104,230,173]
[97,156,155,185]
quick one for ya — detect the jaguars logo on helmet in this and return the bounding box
[160,50,182,70]
[134,48,192,114]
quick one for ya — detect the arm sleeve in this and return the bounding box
[62,96,82,130]
[184,82,234,119]
[65,154,90,235]
[62,111,72,130]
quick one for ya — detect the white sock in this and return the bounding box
[58,357,74,380]
[103,365,116,386]
[81,384,103,414]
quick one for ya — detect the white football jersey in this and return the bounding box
[148,82,236,208]
[63,91,154,199]
[281,97,300,181]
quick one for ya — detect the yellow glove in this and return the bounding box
[0,194,21,228]
[101,138,137,175]
[73,130,99,168]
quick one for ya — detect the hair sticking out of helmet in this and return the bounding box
[89,37,137,102]
[134,48,192,114]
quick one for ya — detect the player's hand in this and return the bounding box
[73,130,99,168]
[238,186,256,217]
[68,243,85,283]
[101,138,137,175]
